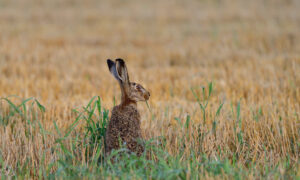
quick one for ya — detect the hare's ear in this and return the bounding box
[115,58,130,84]
[107,59,121,81]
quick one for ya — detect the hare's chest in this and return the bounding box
[121,108,140,126]
[112,106,141,128]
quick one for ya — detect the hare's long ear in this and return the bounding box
[107,59,121,81]
[115,58,130,84]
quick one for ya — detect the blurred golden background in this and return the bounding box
[0,0,299,176]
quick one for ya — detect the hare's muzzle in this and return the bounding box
[144,92,150,100]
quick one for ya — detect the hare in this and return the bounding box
[105,58,150,156]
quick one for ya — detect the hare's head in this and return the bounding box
[107,58,150,103]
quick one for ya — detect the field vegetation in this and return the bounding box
[0,0,299,179]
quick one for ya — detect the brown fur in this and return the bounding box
[105,58,150,156]
[105,103,144,156]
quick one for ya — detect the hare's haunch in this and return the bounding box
[105,58,150,156]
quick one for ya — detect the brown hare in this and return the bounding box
[105,58,150,156]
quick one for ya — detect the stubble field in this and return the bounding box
[0,0,299,179]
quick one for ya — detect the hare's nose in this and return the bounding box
[144,92,150,100]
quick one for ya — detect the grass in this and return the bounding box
[0,0,299,179]
[0,83,298,179]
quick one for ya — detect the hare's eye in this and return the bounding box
[132,83,136,86]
